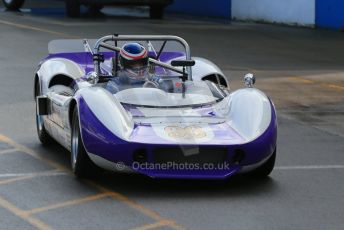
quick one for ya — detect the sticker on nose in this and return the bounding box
[165,125,207,139]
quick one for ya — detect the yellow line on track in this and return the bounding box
[133,219,184,230]
[327,84,344,91]
[0,134,186,230]
[26,193,110,215]
[86,180,164,221]
[0,135,69,172]
[0,175,37,185]
[0,19,78,38]
[0,148,17,155]
[0,195,53,230]
[288,76,344,92]
[288,77,315,84]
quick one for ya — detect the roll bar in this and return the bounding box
[93,35,193,80]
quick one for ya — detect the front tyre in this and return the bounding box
[71,107,100,178]
[2,0,25,10]
[65,0,80,17]
[250,148,276,178]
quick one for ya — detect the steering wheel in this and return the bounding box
[143,81,159,88]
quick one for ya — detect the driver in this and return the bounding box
[106,42,158,93]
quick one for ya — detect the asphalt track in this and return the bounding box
[0,1,344,230]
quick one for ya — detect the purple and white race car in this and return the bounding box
[34,35,277,179]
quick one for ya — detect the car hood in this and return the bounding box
[122,105,246,145]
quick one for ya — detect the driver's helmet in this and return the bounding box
[119,43,149,80]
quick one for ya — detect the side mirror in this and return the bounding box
[244,73,256,88]
[171,60,196,67]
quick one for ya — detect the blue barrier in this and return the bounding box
[316,0,344,30]
[166,0,231,19]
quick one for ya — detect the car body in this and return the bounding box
[34,35,277,179]
[2,0,173,18]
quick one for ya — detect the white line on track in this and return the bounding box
[0,170,68,178]
[0,149,17,155]
[276,165,344,170]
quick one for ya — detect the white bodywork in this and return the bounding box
[36,38,274,173]
[36,56,271,146]
[191,57,229,87]
[37,58,85,95]
[78,86,271,145]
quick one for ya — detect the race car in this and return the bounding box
[34,35,277,179]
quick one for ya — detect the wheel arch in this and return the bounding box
[49,74,75,88]
[36,57,85,95]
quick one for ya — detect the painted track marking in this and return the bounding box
[0,148,17,155]
[288,77,315,84]
[0,170,67,178]
[0,195,53,230]
[0,134,186,230]
[133,219,182,230]
[327,84,344,91]
[0,19,77,38]
[288,76,344,91]
[276,165,344,170]
[0,175,38,186]
[26,193,110,216]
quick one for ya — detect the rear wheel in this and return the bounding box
[65,0,80,18]
[35,82,54,145]
[2,0,25,10]
[150,5,164,19]
[71,107,100,178]
[249,148,276,178]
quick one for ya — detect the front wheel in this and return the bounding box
[249,148,276,178]
[71,107,100,178]
[2,0,25,10]
[65,0,80,17]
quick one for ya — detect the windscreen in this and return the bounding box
[114,81,226,108]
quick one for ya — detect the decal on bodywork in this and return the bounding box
[164,125,207,139]
[153,124,214,144]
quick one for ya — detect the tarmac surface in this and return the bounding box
[0,1,344,230]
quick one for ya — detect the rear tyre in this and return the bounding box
[35,82,54,145]
[71,107,100,178]
[65,0,80,18]
[2,0,25,10]
[149,5,164,19]
[249,148,276,178]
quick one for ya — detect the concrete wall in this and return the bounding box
[166,0,231,19]
[231,0,315,26]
